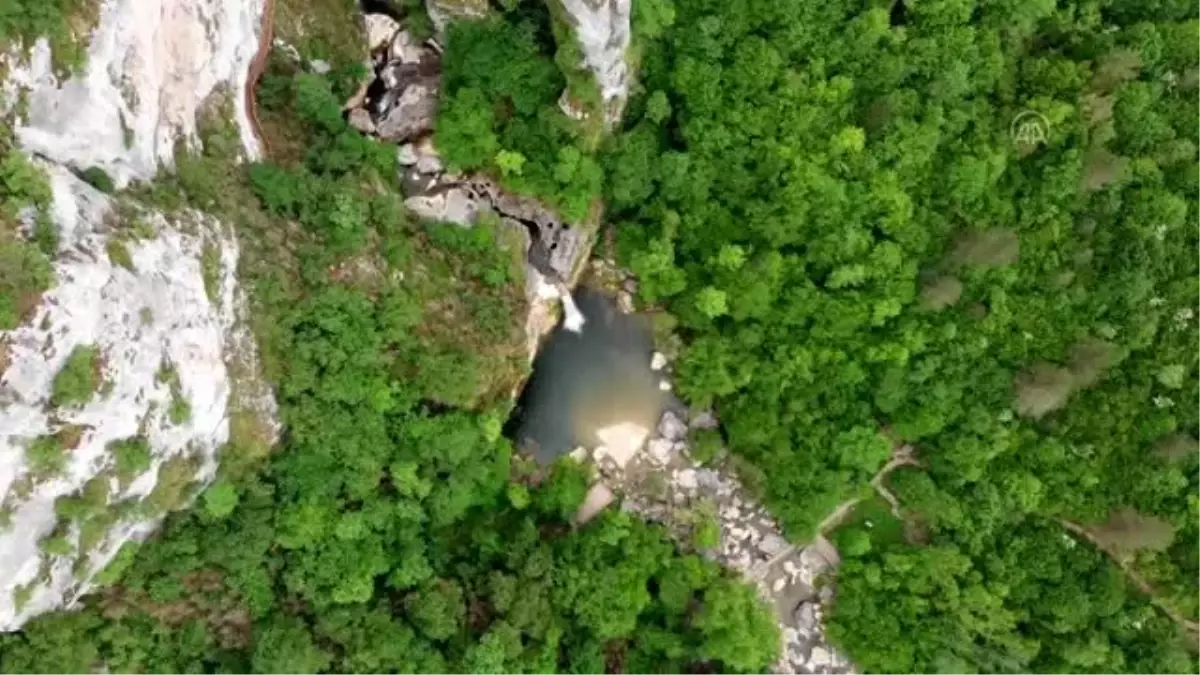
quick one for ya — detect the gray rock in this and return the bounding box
[426,0,490,32]
[347,108,375,134]
[405,187,479,225]
[696,469,722,491]
[555,0,631,125]
[390,29,425,64]
[365,13,400,51]
[483,187,581,280]
[675,468,697,490]
[575,483,615,524]
[375,77,439,142]
[397,143,419,166]
[658,411,687,440]
[809,646,832,669]
[415,152,443,175]
[794,601,818,631]
[650,351,667,371]
[759,533,789,557]
[646,437,673,465]
[309,59,331,74]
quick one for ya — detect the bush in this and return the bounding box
[109,437,152,486]
[26,435,66,476]
[51,345,100,407]
[79,166,114,193]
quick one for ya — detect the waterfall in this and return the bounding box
[558,284,586,333]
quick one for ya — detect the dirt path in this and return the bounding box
[1059,519,1199,641]
[816,445,920,534]
[245,0,277,154]
[813,447,1197,641]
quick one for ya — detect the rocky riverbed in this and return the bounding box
[567,266,855,675]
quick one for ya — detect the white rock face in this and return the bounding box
[554,0,632,125]
[4,0,265,187]
[426,0,491,33]
[0,0,275,630]
[0,167,277,629]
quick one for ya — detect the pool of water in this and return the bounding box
[507,287,665,464]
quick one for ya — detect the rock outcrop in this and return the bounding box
[0,167,277,630]
[1,0,276,628]
[425,0,491,33]
[348,16,595,357]
[551,0,632,126]
[5,0,266,188]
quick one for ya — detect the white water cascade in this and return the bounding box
[558,283,586,333]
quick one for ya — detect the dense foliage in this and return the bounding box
[0,46,779,673]
[0,139,54,330]
[0,0,96,73]
[435,5,604,222]
[607,0,1198,670]
[3,0,1196,671]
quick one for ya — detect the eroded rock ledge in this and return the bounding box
[346,15,594,354]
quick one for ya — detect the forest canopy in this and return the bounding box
[0,22,779,674]
[0,0,1197,672]
[604,0,1198,670]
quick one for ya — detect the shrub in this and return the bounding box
[26,434,66,476]
[51,345,100,407]
[80,166,114,193]
[109,437,152,487]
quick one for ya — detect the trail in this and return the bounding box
[245,0,277,154]
[1059,519,1199,641]
[816,445,920,534]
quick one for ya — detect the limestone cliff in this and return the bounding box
[0,0,276,628]
[550,0,632,127]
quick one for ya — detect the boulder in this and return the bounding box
[405,187,480,225]
[347,108,375,134]
[375,77,440,142]
[397,143,419,166]
[390,29,425,64]
[809,646,832,669]
[793,601,819,632]
[759,533,790,557]
[364,13,401,52]
[650,351,667,371]
[658,411,687,440]
[646,437,673,466]
[675,468,698,490]
[414,137,444,174]
[575,483,615,524]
